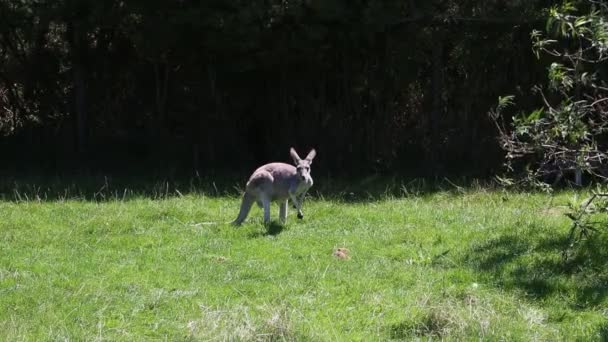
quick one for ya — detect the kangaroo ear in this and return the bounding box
[305,149,317,163]
[290,147,301,164]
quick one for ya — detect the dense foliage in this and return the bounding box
[1,0,553,175]
[491,0,608,186]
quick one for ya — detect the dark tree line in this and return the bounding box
[0,0,556,176]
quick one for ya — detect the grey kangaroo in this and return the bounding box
[232,148,317,225]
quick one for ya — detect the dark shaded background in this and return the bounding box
[0,0,556,178]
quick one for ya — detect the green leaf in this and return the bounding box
[527,109,544,122]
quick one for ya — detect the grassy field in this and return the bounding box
[0,179,607,341]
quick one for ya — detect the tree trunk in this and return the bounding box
[67,21,88,156]
[153,60,169,137]
[152,59,170,167]
[575,167,582,186]
[74,62,87,155]
[430,36,444,174]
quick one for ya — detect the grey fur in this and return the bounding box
[232,148,316,225]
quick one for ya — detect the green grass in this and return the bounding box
[1,183,607,340]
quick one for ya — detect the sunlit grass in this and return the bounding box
[0,185,606,340]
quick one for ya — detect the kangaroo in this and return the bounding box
[232,148,317,225]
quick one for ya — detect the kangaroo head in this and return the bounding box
[290,147,316,182]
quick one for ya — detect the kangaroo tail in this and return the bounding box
[232,192,255,225]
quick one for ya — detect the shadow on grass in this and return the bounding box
[0,172,500,203]
[388,314,449,340]
[600,324,608,341]
[247,221,286,238]
[0,172,444,202]
[0,173,246,202]
[0,168,591,204]
[265,222,285,236]
[465,228,608,309]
